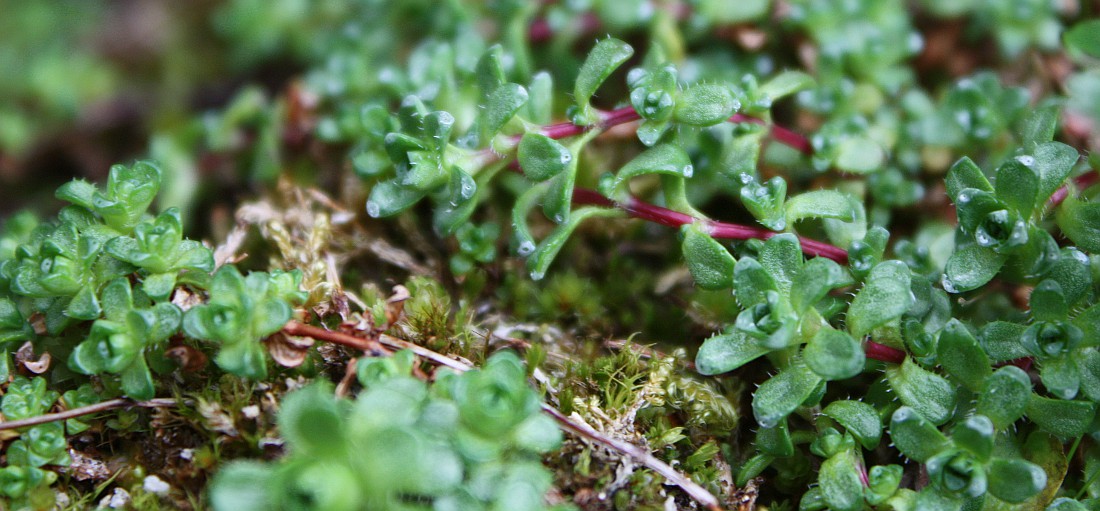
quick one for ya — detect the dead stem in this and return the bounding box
[0,398,180,432]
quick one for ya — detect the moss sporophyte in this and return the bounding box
[3,2,1100,510]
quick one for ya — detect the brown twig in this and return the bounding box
[0,398,179,432]
[541,404,724,511]
[284,320,726,510]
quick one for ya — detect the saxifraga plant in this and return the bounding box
[3,2,1100,510]
[324,22,1100,511]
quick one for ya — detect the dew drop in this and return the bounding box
[560,151,572,164]
[530,270,545,281]
[957,191,971,204]
[517,241,536,256]
[366,201,381,218]
[553,213,565,223]
[1015,155,1035,167]
[739,173,753,184]
[1070,250,1089,264]
[975,231,992,246]
[757,416,778,429]
[682,164,694,178]
[940,275,958,294]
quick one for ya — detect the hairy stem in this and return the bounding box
[529,106,814,156]
[571,187,849,263]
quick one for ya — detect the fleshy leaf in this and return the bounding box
[1025,394,1096,438]
[804,327,865,380]
[819,452,864,511]
[936,319,991,392]
[517,133,572,181]
[695,331,769,375]
[946,157,993,203]
[574,38,634,123]
[673,84,739,126]
[889,406,951,463]
[752,361,822,428]
[822,400,882,450]
[847,261,913,338]
[987,458,1047,503]
[977,366,1032,430]
[942,245,1006,293]
[785,190,856,225]
[680,223,735,290]
[886,358,957,425]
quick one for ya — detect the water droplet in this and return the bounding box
[460,183,475,199]
[957,191,971,204]
[366,201,381,218]
[1070,250,1089,264]
[517,241,536,256]
[740,173,753,184]
[560,152,572,164]
[757,416,778,429]
[530,270,545,281]
[941,275,958,294]
[1015,155,1035,167]
[682,164,694,178]
[975,230,993,246]
[553,213,565,223]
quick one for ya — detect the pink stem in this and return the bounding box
[1048,170,1099,208]
[864,340,906,364]
[529,106,814,156]
[570,187,849,264]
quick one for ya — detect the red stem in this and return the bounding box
[530,106,813,156]
[571,187,849,264]
[864,340,906,364]
[1048,170,1099,208]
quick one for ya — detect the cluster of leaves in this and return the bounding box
[210,350,569,511]
[302,4,1100,510]
[0,162,307,506]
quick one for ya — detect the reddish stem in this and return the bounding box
[571,187,849,264]
[1048,170,1099,208]
[864,340,906,364]
[531,106,813,156]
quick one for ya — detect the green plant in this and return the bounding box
[210,350,569,511]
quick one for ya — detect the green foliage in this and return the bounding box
[210,351,570,511]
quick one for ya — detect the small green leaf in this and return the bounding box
[1019,103,1061,150]
[987,458,1047,503]
[574,38,634,123]
[481,83,528,141]
[517,133,572,181]
[680,223,735,290]
[995,159,1040,217]
[1056,195,1100,252]
[740,176,787,231]
[889,406,951,463]
[865,465,903,506]
[527,208,622,280]
[942,245,1006,293]
[936,319,991,392]
[66,286,101,321]
[1026,394,1096,438]
[1065,19,1100,58]
[752,361,822,428]
[120,356,155,400]
[475,45,506,101]
[1030,280,1068,322]
[758,71,815,100]
[835,136,884,174]
[209,462,274,511]
[789,257,852,314]
[819,452,864,511]
[822,400,882,450]
[55,179,97,210]
[143,272,177,301]
[847,261,913,338]
[610,144,694,197]
[366,179,428,218]
[733,257,777,307]
[279,383,345,457]
[1033,142,1079,203]
[695,330,770,375]
[977,366,1032,430]
[804,327,865,380]
[952,415,994,461]
[785,190,856,225]
[980,321,1030,361]
[946,157,993,203]
[1077,349,1100,402]
[886,358,957,425]
[756,418,793,457]
[673,84,739,126]
[759,233,803,295]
